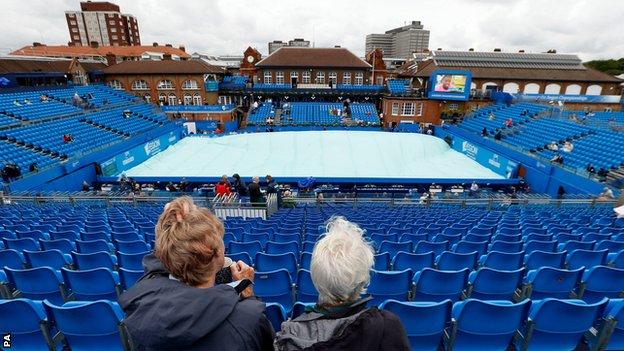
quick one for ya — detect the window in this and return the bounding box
[167,94,177,106]
[376,76,384,85]
[264,71,272,84]
[109,20,115,25]
[70,20,76,25]
[290,71,299,83]
[343,72,351,85]
[355,72,363,85]
[415,103,424,116]
[329,72,337,84]
[157,80,174,90]
[110,27,117,33]
[276,71,284,84]
[193,93,202,106]
[182,80,199,90]
[302,71,311,84]
[111,35,118,40]
[158,93,167,104]
[218,96,232,105]
[73,35,80,40]
[183,93,192,105]
[107,80,123,90]
[71,28,78,33]
[316,72,325,84]
[447,103,458,111]
[402,102,415,116]
[391,102,399,116]
[131,80,148,90]
[143,94,151,103]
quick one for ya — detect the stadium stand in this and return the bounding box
[282,102,379,125]
[387,79,410,95]
[1,199,624,349]
[247,103,275,125]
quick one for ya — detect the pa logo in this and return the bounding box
[3,333,11,348]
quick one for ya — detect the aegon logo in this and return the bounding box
[144,139,161,156]
[462,141,478,159]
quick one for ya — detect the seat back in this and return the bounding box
[528,267,583,299]
[119,268,143,290]
[264,303,287,332]
[255,252,297,278]
[413,268,469,302]
[368,269,413,306]
[437,251,477,270]
[525,250,566,270]
[228,241,263,258]
[381,299,452,351]
[24,249,70,270]
[567,249,608,270]
[254,269,294,313]
[72,251,116,270]
[296,269,318,303]
[378,241,413,258]
[469,268,524,300]
[0,249,25,269]
[4,266,65,304]
[392,251,434,272]
[61,267,120,301]
[582,266,624,303]
[265,241,300,257]
[0,299,51,350]
[117,251,148,270]
[480,251,524,270]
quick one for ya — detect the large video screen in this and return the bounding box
[433,74,467,94]
[428,70,472,101]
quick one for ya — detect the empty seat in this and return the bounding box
[453,240,488,256]
[392,251,434,272]
[114,240,150,254]
[229,241,263,258]
[523,267,584,299]
[228,252,253,266]
[76,239,113,254]
[566,249,608,270]
[413,268,469,302]
[0,299,57,351]
[40,238,76,255]
[265,302,287,332]
[300,252,312,270]
[436,251,477,270]
[367,269,413,306]
[3,237,39,252]
[0,248,25,269]
[515,298,608,351]
[414,241,448,256]
[72,251,117,270]
[4,266,66,304]
[24,249,72,270]
[466,267,525,300]
[524,240,557,254]
[61,267,121,301]
[117,251,148,270]
[374,252,391,270]
[478,251,524,270]
[524,250,566,270]
[558,240,595,252]
[379,241,413,257]
[489,240,523,253]
[580,266,624,303]
[296,269,318,303]
[43,299,130,351]
[119,268,143,290]
[254,269,294,314]
[602,299,624,351]
[265,241,300,257]
[451,299,531,351]
[380,299,452,351]
[255,252,297,278]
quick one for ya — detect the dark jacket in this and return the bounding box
[248,182,265,205]
[275,299,409,351]
[119,254,274,351]
[233,175,248,196]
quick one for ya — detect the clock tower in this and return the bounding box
[239,46,262,81]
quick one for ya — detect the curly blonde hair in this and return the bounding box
[155,196,224,286]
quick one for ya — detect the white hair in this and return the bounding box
[252,176,259,183]
[311,216,374,307]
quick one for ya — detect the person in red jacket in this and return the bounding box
[215,175,231,196]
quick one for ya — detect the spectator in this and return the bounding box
[39,94,49,103]
[23,99,32,105]
[547,142,558,151]
[275,217,410,351]
[597,167,609,181]
[586,164,596,174]
[550,154,564,164]
[504,118,513,128]
[488,112,496,121]
[469,181,479,196]
[179,177,190,192]
[494,130,502,140]
[81,180,90,192]
[266,175,278,195]
[13,99,21,106]
[248,176,264,206]
[615,192,624,219]
[562,141,574,152]
[232,173,248,196]
[598,187,615,201]
[28,162,38,173]
[215,175,231,196]
[557,185,566,199]
[119,197,274,351]
[481,127,488,137]
[214,127,223,135]
[166,181,177,192]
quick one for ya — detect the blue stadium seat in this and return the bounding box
[117,251,148,270]
[515,298,608,351]
[265,241,300,258]
[466,267,525,300]
[374,252,391,270]
[379,241,413,257]
[3,237,39,252]
[478,251,524,270]
[0,248,25,269]
[580,266,624,303]
[523,266,584,299]
[40,238,76,255]
[71,251,117,270]
[601,299,624,351]
[4,266,66,304]
[415,241,448,256]
[119,268,143,290]
[413,268,469,302]
[254,269,294,314]
[524,250,566,270]
[452,240,488,256]
[61,267,121,301]
[229,241,263,258]
[43,299,130,351]
[0,299,58,351]
[228,252,253,266]
[300,252,312,270]
[566,249,608,270]
[24,249,72,270]
[436,251,477,270]
[451,299,531,351]
[296,269,318,303]
[265,303,287,332]
[367,269,413,306]
[292,302,315,319]
[255,252,298,279]
[392,251,434,272]
[76,239,113,254]
[114,240,150,254]
[380,299,452,351]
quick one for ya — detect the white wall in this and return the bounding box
[523,83,540,94]
[565,84,582,95]
[586,84,603,96]
[503,82,520,93]
[544,83,561,94]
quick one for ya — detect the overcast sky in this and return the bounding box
[0,0,622,60]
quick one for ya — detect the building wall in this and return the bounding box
[104,73,210,105]
[257,68,374,85]
[381,97,441,127]
[65,6,140,46]
[393,29,430,59]
[470,78,621,96]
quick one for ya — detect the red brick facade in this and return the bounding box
[104,74,218,105]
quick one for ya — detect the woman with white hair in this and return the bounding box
[275,217,409,351]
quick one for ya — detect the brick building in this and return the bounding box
[253,47,376,86]
[102,58,224,105]
[0,56,106,87]
[65,1,140,47]
[11,43,189,63]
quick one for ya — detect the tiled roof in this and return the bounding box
[102,59,224,75]
[256,47,371,69]
[11,45,190,59]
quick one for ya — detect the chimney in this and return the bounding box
[519,49,525,53]
[494,48,501,52]
[468,48,474,51]
[163,53,172,60]
[547,49,557,54]
[32,42,44,47]
[105,53,117,66]
[334,45,341,48]
[178,45,186,52]
[152,42,158,47]
[165,43,172,48]
[90,41,99,48]
[437,48,442,51]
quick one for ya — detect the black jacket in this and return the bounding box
[248,182,264,204]
[119,254,274,351]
